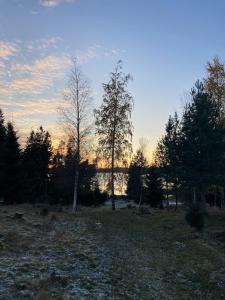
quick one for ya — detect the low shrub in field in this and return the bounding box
[185,203,204,231]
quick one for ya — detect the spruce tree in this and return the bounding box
[4,122,21,204]
[155,112,181,209]
[0,109,6,200]
[180,81,225,212]
[23,127,52,202]
[127,149,147,202]
[144,165,164,208]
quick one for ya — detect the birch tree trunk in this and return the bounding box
[111,125,115,211]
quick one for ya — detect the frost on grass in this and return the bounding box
[0,206,225,299]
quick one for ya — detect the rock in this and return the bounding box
[57,207,63,213]
[210,268,225,290]
[50,214,57,221]
[212,231,225,242]
[135,207,152,215]
[34,291,49,300]
[40,207,49,217]
[126,204,136,209]
[163,224,174,230]
[13,212,24,219]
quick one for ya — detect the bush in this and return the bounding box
[185,204,204,231]
[78,189,107,206]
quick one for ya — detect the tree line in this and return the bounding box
[126,57,225,229]
[2,56,225,226]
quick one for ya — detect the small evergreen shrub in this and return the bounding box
[185,204,204,230]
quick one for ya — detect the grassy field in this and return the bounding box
[0,205,225,299]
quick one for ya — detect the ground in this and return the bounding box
[0,205,225,300]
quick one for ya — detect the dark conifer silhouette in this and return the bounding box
[0,109,6,201]
[4,122,21,204]
[127,149,147,203]
[144,165,164,208]
[22,126,52,203]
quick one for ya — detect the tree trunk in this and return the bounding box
[72,84,80,214]
[199,187,206,214]
[166,181,169,210]
[193,187,196,205]
[111,111,116,211]
[72,159,79,213]
[111,149,115,211]
[175,186,178,211]
[138,180,143,209]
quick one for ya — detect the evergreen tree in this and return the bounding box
[0,109,6,200]
[127,149,147,202]
[22,127,52,202]
[180,81,225,212]
[3,122,21,204]
[144,165,164,208]
[155,112,181,209]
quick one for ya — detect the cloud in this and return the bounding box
[75,45,126,64]
[0,42,18,59]
[0,38,126,147]
[40,0,75,7]
[26,37,63,52]
[8,55,71,95]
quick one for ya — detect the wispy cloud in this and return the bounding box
[2,55,71,96]
[40,0,75,8]
[26,37,63,52]
[0,37,126,146]
[0,42,18,59]
[76,45,126,64]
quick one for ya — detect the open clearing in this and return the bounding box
[0,205,225,299]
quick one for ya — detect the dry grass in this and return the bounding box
[0,205,225,299]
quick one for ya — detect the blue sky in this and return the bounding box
[0,0,225,158]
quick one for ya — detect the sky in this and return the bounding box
[0,0,225,159]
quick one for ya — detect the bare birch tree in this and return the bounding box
[95,60,133,210]
[60,58,93,213]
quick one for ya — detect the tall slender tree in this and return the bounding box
[155,112,181,209]
[0,109,6,200]
[60,58,93,213]
[4,122,21,203]
[95,61,133,210]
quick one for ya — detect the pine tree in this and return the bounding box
[3,122,21,204]
[0,109,6,200]
[127,149,147,203]
[155,112,181,209]
[144,165,164,208]
[23,127,52,202]
[180,81,225,212]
